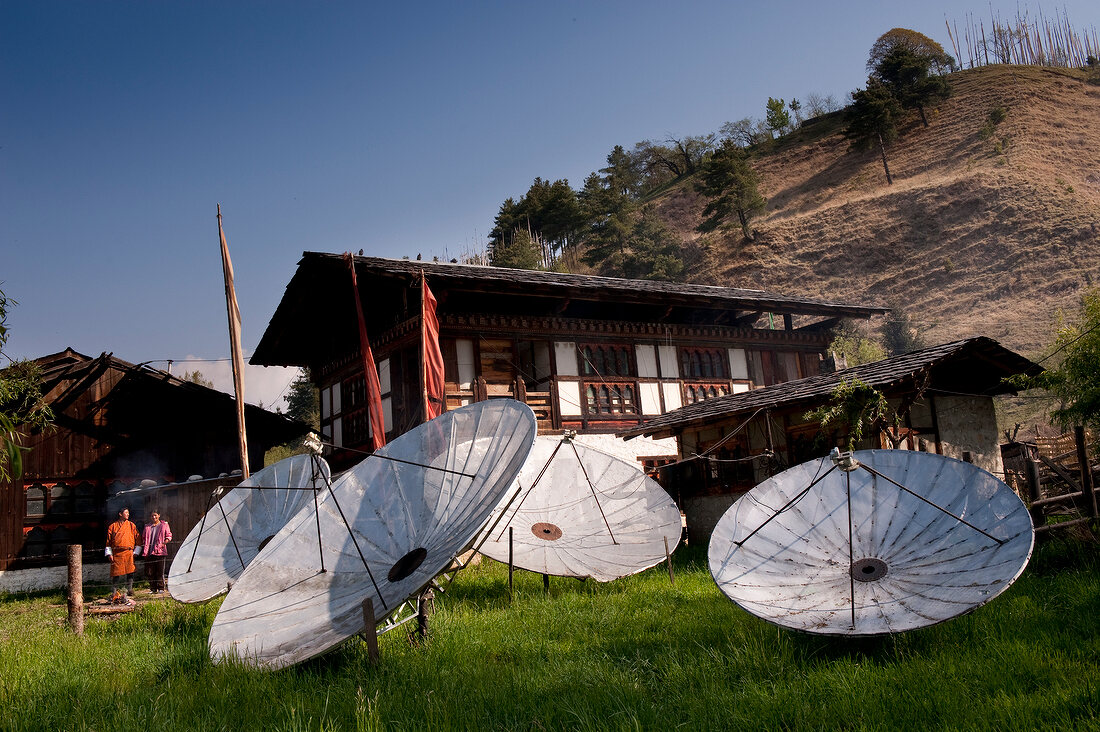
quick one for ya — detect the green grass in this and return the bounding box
[1,542,1098,731]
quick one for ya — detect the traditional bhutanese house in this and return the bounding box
[617,337,1042,539]
[0,348,305,588]
[250,253,887,472]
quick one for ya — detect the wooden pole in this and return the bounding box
[507,526,514,599]
[361,598,379,663]
[417,589,433,643]
[1074,426,1097,518]
[218,204,249,479]
[663,535,675,586]
[67,545,84,636]
[1025,457,1044,532]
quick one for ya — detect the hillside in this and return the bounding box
[655,65,1100,360]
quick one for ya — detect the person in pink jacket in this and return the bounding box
[141,511,173,594]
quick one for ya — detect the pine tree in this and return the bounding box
[694,140,766,240]
[844,79,903,184]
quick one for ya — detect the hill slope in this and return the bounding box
[656,65,1100,358]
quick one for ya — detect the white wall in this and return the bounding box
[636,344,659,378]
[557,381,583,417]
[456,339,475,389]
[935,395,1004,475]
[554,342,578,376]
[0,563,111,595]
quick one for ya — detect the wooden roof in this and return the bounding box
[618,337,1043,439]
[29,348,305,448]
[251,253,889,367]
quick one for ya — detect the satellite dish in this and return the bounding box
[478,435,682,581]
[709,449,1034,636]
[168,453,332,604]
[208,399,537,669]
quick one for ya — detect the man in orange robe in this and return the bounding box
[106,507,142,597]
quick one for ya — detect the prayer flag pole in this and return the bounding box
[218,204,250,478]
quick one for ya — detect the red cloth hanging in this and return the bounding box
[421,272,446,420]
[344,253,386,450]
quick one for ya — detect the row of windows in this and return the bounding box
[585,383,637,415]
[25,482,100,518]
[21,524,104,559]
[581,345,634,378]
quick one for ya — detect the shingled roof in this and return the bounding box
[618,337,1042,439]
[252,253,889,367]
[322,254,887,315]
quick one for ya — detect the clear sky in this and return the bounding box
[3,1,1097,409]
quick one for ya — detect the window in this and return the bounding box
[25,484,46,518]
[321,374,372,449]
[679,348,728,379]
[584,383,638,416]
[579,344,634,378]
[684,383,731,405]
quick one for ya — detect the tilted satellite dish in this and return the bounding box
[168,453,332,604]
[709,449,1034,636]
[208,399,537,669]
[478,434,682,582]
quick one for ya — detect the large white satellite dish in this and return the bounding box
[709,449,1034,636]
[478,434,682,582]
[208,399,537,669]
[168,453,332,604]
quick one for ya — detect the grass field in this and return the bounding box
[1,540,1097,731]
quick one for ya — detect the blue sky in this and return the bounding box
[3,1,1097,408]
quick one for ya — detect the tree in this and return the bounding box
[488,179,581,270]
[874,46,951,127]
[578,172,634,276]
[828,319,886,367]
[719,117,767,148]
[490,227,543,270]
[694,140,766,241]
[881,307,926,356]
[765,97,791,138]
[183,369,214,388]
[804,92,842,117]
[806,378,900,451]
[844,78,903,184]
[635,134,715,180]
[621,206,685,282]
[284,369,319,429]
[788,98,803,127]
[1011,290,1100,434]
[867,28,954,75]
[0,288,53,481]
[600,145,644,199]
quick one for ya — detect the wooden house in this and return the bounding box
[0,348,306,574]
[617,337,1043,538]
[250,254,887,472]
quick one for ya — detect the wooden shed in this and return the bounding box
[617,337,1043,539]
[1,349,306,572]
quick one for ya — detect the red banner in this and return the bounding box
[344,253,386,450]
[421,272,445,420]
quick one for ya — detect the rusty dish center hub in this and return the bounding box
[388,547,428,582]
[850,557,889,582]
[531,522,563,541]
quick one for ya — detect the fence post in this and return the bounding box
[1074,426,1097,518]
[361,598,379,663]
[67,545,84,636]
[1025,458,1044,532]
[417,589,434,643]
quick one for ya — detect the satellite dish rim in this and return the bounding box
[708,449,1035,637]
